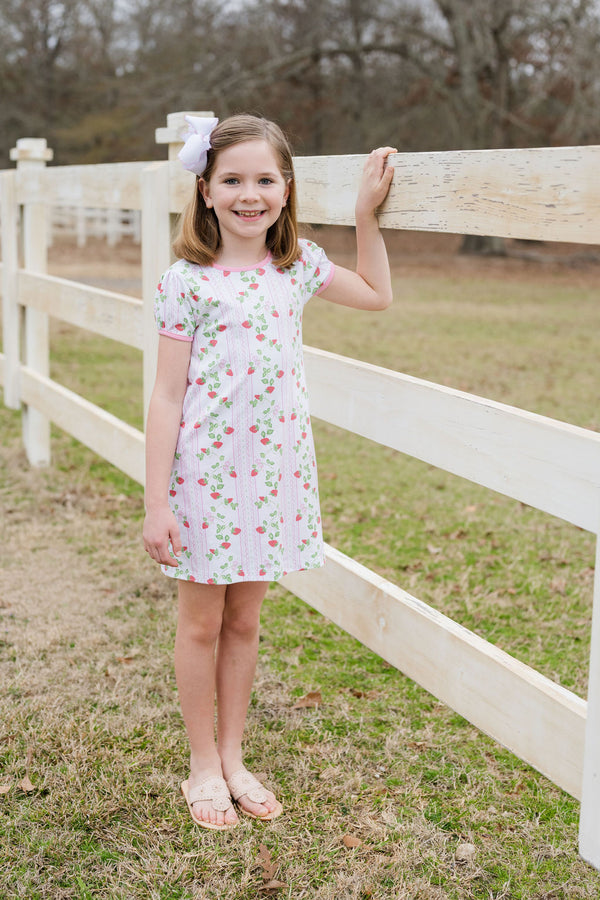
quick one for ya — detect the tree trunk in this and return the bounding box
[459,234,507,256]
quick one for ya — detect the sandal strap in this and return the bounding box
[187,775,232,812]
[227,768,268,804]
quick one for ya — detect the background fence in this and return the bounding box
[49,206,141,247]
[1,112,600,870]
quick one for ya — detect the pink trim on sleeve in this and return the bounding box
[158,328,194,342]
[315,262,336,295]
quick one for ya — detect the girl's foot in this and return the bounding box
[223,765,283,820]
[182,768,239,829]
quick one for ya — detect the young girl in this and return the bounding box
[143,114,396,830]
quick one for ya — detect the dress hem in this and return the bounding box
[160,558,324,586]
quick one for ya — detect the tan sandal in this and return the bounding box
[226,768,283,821]
[181,776,238,831]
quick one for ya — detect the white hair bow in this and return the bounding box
[178,115,219,176]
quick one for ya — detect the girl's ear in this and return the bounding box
[283,178,291,207]
[198,178,213,208]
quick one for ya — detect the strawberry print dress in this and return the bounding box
[154,239,335,584]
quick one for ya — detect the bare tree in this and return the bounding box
[376,0,600,252]
[2,0,600,172]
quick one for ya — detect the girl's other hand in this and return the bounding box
[143,507,182,567]
[355,146,397,221]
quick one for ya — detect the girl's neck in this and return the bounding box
[215,236,269,269]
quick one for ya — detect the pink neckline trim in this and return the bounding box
[212,252,272,273]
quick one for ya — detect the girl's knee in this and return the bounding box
[180,616,223,647]
[221,605,261,642]
[222,582,267,637]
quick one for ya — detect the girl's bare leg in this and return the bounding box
[216,581,279,817]
[175,580,238,827]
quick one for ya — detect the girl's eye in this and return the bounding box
[221,176,276,185]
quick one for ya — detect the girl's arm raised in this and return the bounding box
[143,335,192,567]
[319,146,397,311]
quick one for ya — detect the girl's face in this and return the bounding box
[199,140,290,252]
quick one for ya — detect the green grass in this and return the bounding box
[1,260,599,897]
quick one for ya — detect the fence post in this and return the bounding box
[155,109,215,243]
[579,511,600,868]
[10,138,54,466]
[1,170,20,409]
[76,206,86,248]
[141,111,215,426]
[106,207,119,247]
[141,162,171,427]
[155,109,215,163]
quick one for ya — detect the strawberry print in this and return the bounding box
[154,240,334,584]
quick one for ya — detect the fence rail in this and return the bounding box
[304,348,600,534]
[18,270,144,348]
[1,115,599,870]
[50,206,141,246]
[14,160,147,209]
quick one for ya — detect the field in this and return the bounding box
[1,230,600,899]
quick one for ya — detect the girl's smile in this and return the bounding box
[234,210,267,220]
[199,140,290,258]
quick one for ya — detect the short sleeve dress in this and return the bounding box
[154,238,335,584]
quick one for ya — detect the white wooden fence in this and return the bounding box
[1,114,600,870]
[49,206,141,247]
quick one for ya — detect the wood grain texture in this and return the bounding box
[12,146,600,245]
[294,146,600,243]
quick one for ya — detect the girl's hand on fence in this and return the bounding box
[143,507,182,567]
[355,146,397,221]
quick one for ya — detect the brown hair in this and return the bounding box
[172,114,300,269]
